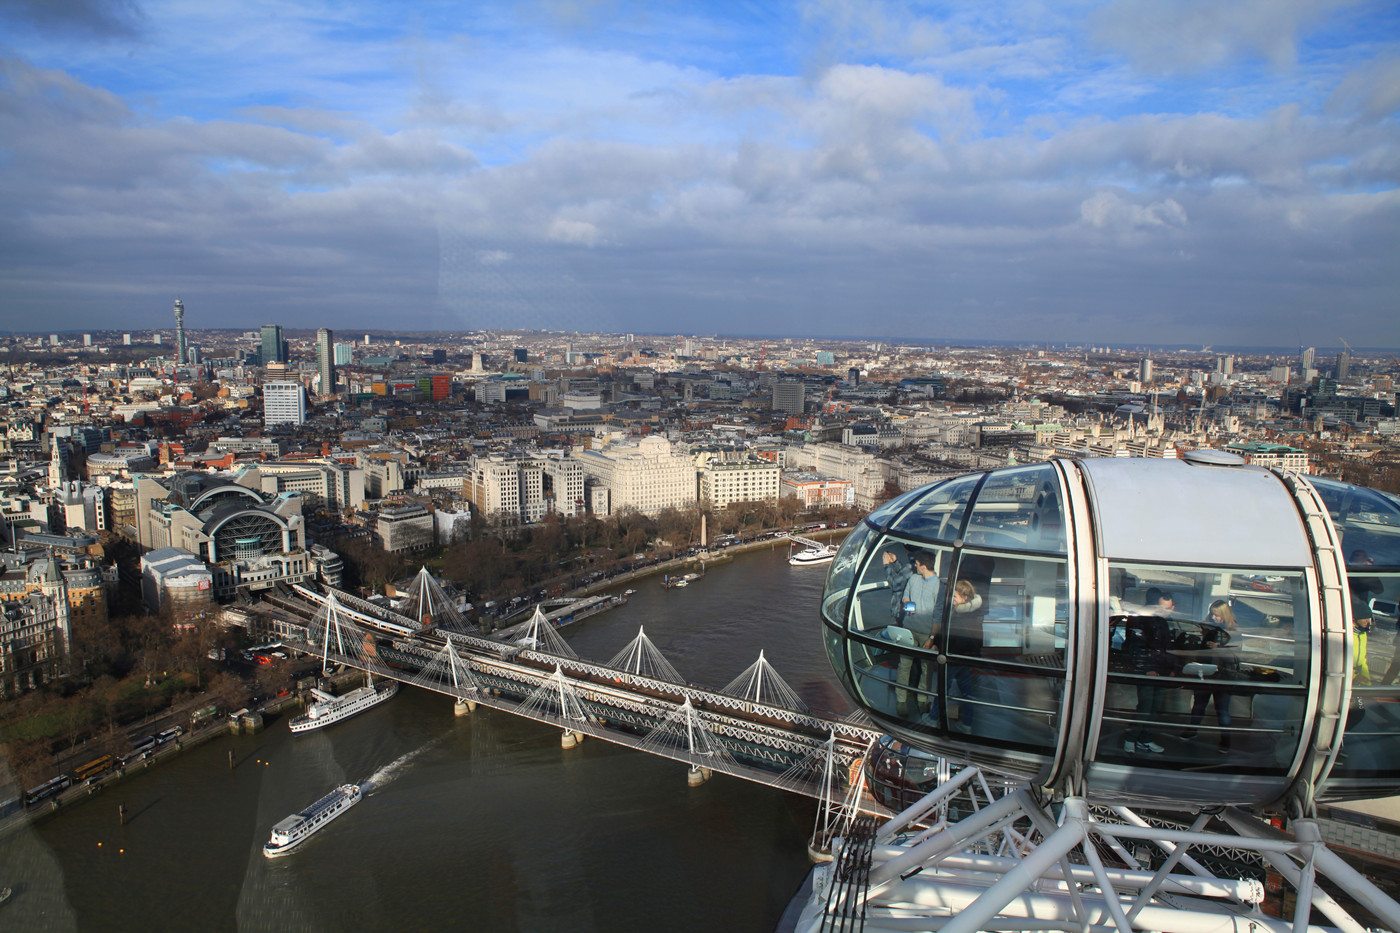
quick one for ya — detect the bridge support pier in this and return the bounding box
[687,766,712,787]
[454,698,476,716]
[561,730,585,749]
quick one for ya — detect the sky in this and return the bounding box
[0,0,1397,348]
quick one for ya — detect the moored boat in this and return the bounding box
[789,546,837,566]
[289,678,398,733]
[263,784,361,857]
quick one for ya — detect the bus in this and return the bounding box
[24,774,71,806]
[157,726,183,745]
[73,755,116,782]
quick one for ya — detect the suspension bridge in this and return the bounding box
[256,571,884,820]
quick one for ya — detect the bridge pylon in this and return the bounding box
[404,637,480,703]
[638,696,738,775]
[722,649,808,712]
[516,606,578,659]
[606,626,683,683]
[517,665,594,748]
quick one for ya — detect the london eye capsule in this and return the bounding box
[820,454,1400,809]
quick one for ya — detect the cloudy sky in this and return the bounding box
[1,0,1397,347]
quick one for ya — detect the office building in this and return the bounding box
[466,456,546,523]
[1140,358,1153,384]
[334,343,354,365]
[316,328,335,397]
[772,379,806,415]
[263,381,307,427]
[133,471,316,600]
[261,324,287,366]
[696,452,781,509]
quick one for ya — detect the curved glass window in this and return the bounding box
[1312,477,1400,568]
[888,473,981,543]
[844,536,953,725]
[821,523,875,628]
[864,486,931,530]
[1097,561,1311,774]
[1333,570,1400,780]
[943,550,1066,752]
[213,512,285,561]
[963,464,1066,554]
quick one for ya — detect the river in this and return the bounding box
[1,543,847,932]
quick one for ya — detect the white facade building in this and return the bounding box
[573,435,697,516]
[466,456,545,523]
[695,452,781,509]
[263,381,307,427]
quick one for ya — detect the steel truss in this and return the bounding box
[795,772,1400,933]
[280,606,883,800]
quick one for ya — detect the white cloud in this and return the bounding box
[1091,0,1364,72]
[547,217,601,246]
[1080,191,1189,230]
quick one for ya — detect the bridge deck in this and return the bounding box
[265,587,884,804]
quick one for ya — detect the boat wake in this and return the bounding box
[361,737,442,793]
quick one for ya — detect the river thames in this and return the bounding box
[2,544,847,932]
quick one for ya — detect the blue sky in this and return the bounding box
[1,0,1397,346]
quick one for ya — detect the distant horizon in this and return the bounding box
[10,326,1397,358]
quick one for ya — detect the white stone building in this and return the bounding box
[573,435,697,516]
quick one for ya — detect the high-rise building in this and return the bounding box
[263,381,307,426]
[261,324,287,366]
[1301,347,1315,371]
[83,334,92,347]
[772,379,806,415]
[173,297,187,365]
[1337,348,1352,380]
[1140,359,1153,384]
[316,328,334,397]
[334,343,354,365]
[123,333,132,346]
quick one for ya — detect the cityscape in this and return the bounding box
[3,0,1400,930]
[0,311,1397,810]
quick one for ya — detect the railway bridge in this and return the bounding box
[258,577,891,821]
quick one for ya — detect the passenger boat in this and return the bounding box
[789,545,837,566]
[263,784,361,858]
[289,678,398,733]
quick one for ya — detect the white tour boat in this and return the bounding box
[789,545,837,567]
[289,679,398,734]
[263,783,362,858]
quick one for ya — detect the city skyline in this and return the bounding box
[1,2,1397,347]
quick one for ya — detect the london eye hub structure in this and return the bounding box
[794,453,1400,933]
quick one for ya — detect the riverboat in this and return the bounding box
[289,679,398,733]
[788,545,837,566]
[263,784,361,858]
[662,572,701,589]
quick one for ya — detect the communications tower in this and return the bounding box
[173,297,187,365]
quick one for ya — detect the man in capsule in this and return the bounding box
[1122,588,1179,753]
[881,547,943,718]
